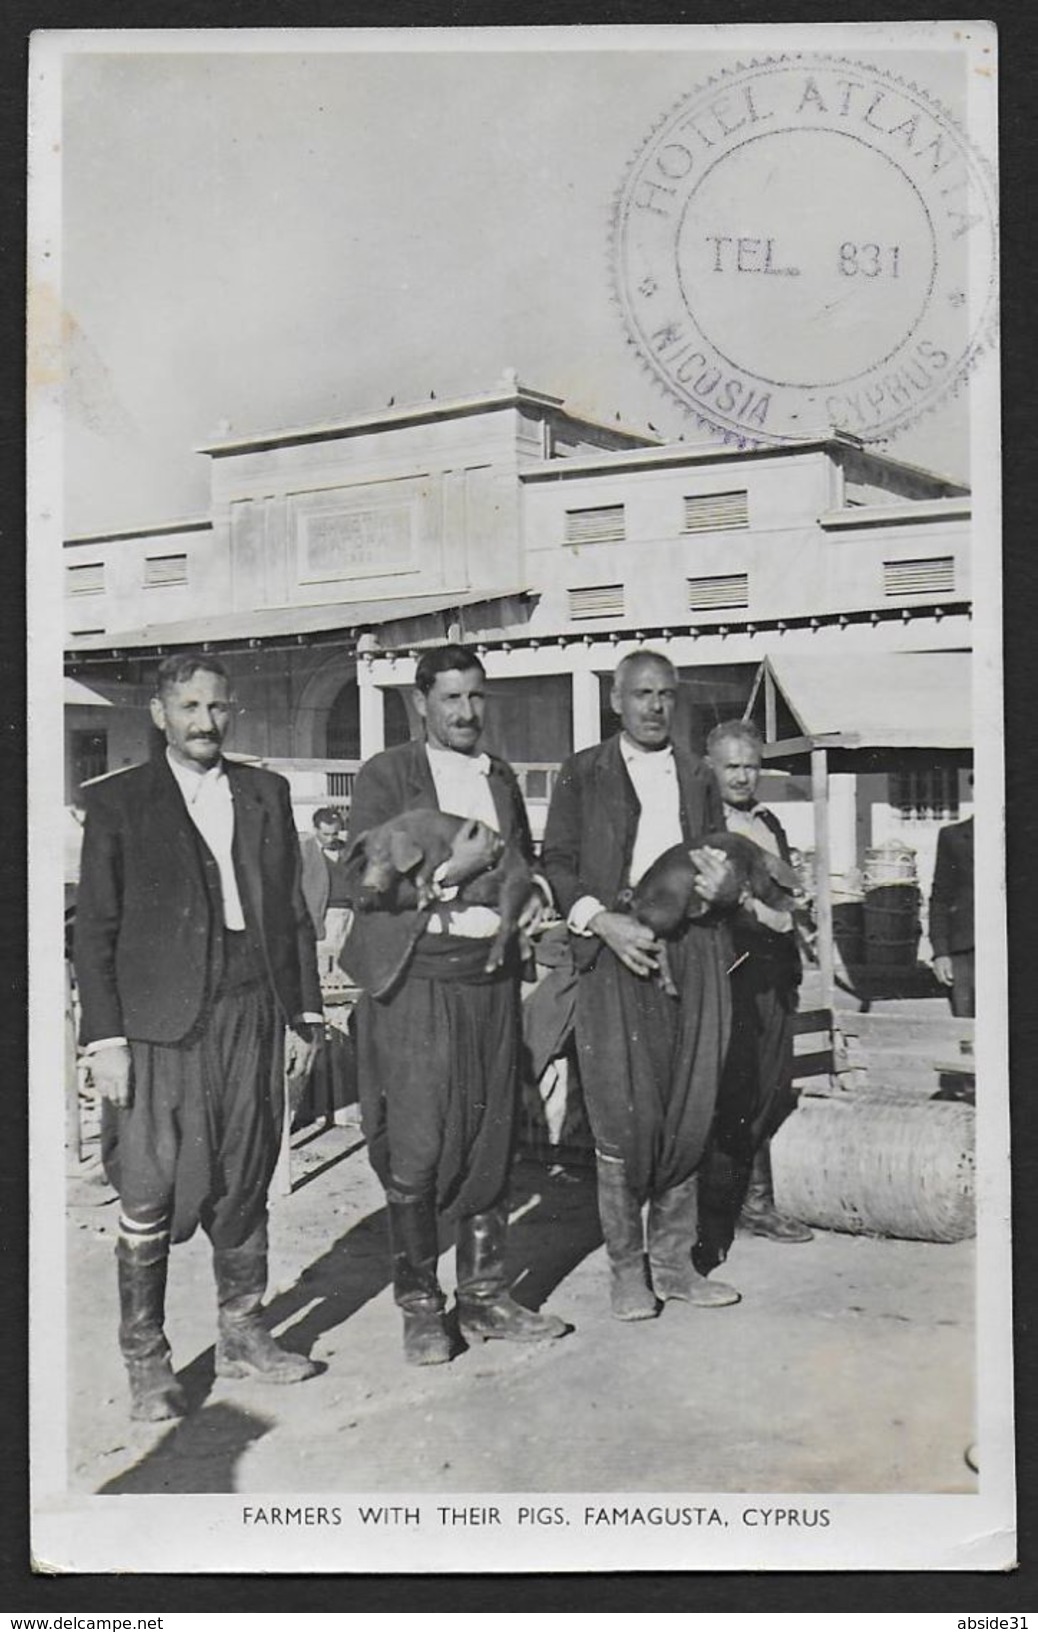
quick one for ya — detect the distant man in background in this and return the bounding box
[543,651,740,1321]
[929,814,975,1018]
[696,720,813,1271]
[300,806,352,979]
[74,654,323,1421]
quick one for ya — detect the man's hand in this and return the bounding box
[933,955,955,988]
[517,887,549,937]
[589,910,661,978]
[285,1026,320,1082]
[689,846,738,907]
[437,819,502,888]
[87,1043,133,1108]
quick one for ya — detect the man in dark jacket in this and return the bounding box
[342,645,567,1365]
[74,654,323,1421]
[542,651,739,1320]
[696,720,813,1269]
[930,815,975,1017]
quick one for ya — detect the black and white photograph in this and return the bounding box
[27,22,1012,1574]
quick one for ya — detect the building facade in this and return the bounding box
[64,373,973,935]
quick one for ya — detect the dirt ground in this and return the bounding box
[64,1121,976,1499]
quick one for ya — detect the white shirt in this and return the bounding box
[620,737,684,888]
[424,744,500,832]
[166,749,246,930]
[569,736,683,935]
[424,743,501,940]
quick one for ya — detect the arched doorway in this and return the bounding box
[325,681,411,758]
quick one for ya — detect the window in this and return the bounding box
[683,490,749,533]
[72,729,108,788]
[687,572,749,611]
[564,504,625,544]
[67,562,104,595]
[569,584,625,620]
[326,770,356,800]
[889,767,960,822]
[325,682,410,760]
[144,553,189,587]
[883,556,955,596]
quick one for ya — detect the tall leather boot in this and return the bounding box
[648,1173,741,1307]
[456,1204,567,1344]
[213,1219,319,1383]
[116,1240,188,1422]
[594,1153,657,1321]
[385,1187,451,1366]
[739,1144,814,1243]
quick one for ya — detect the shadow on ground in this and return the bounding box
[99,1402,274,1494]
[95,1156,602,1494]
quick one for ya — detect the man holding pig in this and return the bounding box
[542,651,740,1321]
[341,644,567,1365]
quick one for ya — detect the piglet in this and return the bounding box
[344,809,535,974]
[620,831,802,996]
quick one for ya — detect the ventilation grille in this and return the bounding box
[687,572,749,611]
[564,504,625,544]
[883,556,955,597]
[145,553,189,587]
[683,490,749,533]
[67,562,104,595]
[569,584,625,620]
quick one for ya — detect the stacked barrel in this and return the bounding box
[863,841,921,966]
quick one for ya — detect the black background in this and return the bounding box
[5,0,1036,1612]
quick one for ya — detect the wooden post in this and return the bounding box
[811,744,835,1007]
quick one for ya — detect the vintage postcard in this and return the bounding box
[28,22,1012,1574]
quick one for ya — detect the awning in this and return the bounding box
[751,652,972,752]
[64,676,114,707]
[65,588,532,654]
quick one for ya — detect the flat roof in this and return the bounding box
[519,436,969,492]
[195,383,660,458]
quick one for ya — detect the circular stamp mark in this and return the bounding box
[612,55,997,445]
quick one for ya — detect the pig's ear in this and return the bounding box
[342,832,369,867]
[763,853,800,894]
[390,828,425,875]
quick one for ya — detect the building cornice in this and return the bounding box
[195,385,659,459]
[518,435,969,492]
[819,498,971,530]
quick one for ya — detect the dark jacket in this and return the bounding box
[929,816,974,956]
[542,733,725,971]
[73,755,322,1046]
[340,739,535,998]
[299,830,333,938]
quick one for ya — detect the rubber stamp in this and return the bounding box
[613,54,998,445]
